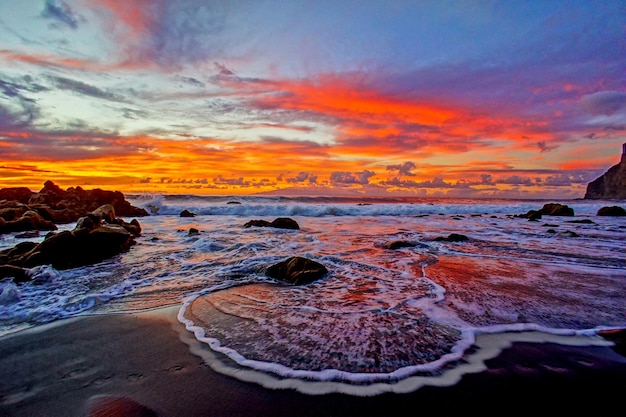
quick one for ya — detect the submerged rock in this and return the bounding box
[433,233,470,242]
[266,256,328,285]
[382,240,418,250]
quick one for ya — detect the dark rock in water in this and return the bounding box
[518,203,574,220]
[180,209,196,217]
[434,233,469,242]
[189,227,200,236]
[226,201,241,205]
[0,265,30,283]
[558,230,580,238]
[567,219,595,224]
[584,143,626,199]
[597,206,626,216]
[383,240,418,250]
[266,256,328,285]
[244,217,300,230]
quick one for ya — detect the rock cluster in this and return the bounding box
[517,203,574,220]
[1,203,141,279]
[0,180,148,235]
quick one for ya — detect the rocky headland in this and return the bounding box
[584,143,626,199]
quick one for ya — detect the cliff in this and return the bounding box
[584,143,626,199]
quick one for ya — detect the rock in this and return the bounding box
[0,187,33,203]
[266,256,328,285]
[0,265,30,283]
[0,181,149,234]
[0,210,57,234]
[585,143,626,199]
[383,240,417,250]
[597,206,626,216]
[434,233,470,242]
[189,227,200,236]
[226,201,241,205]
[244,217,300,230]
[518,203,574,220]
[598,328,626,357]
[0,204,142,276]
[180,209,196,217]
[91,204,116,223]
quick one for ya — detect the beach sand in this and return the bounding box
[1,307,625,417]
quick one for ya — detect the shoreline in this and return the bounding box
[1,307,625,416]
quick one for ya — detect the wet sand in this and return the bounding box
[1,307,625,417]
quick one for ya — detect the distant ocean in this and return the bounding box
[1,195,625,394]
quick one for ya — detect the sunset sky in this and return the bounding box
[0,0,624,198]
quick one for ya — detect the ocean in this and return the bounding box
[1,195,625,394]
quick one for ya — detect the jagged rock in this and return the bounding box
[244,217,300,230]
[597,206,626,216]
[180,209,196,217]
[585,143,626,199]
[266,256,328,285]
[0,181,148,234]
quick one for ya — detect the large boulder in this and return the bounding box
[597,206,626,216]
[265,256,328,285]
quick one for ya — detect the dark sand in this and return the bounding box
[1,307,625,417]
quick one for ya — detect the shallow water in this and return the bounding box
[1,196,625,390]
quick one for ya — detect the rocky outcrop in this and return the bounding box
[584,143,626,199]
[0,181,148,234]
[244,217,300,230]
[265,256,328,285]
[0,204,142,278]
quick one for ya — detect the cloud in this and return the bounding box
[383,176,457,189]
[48,76,127,102]
[497,175,535,186]
[581,91,626,116]
[387,161,416,176]
[213,175,250,186]
[286,172,310,183]
[330,170,375,186]
[41,0,82,29]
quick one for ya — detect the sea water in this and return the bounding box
[1,196,625,393]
